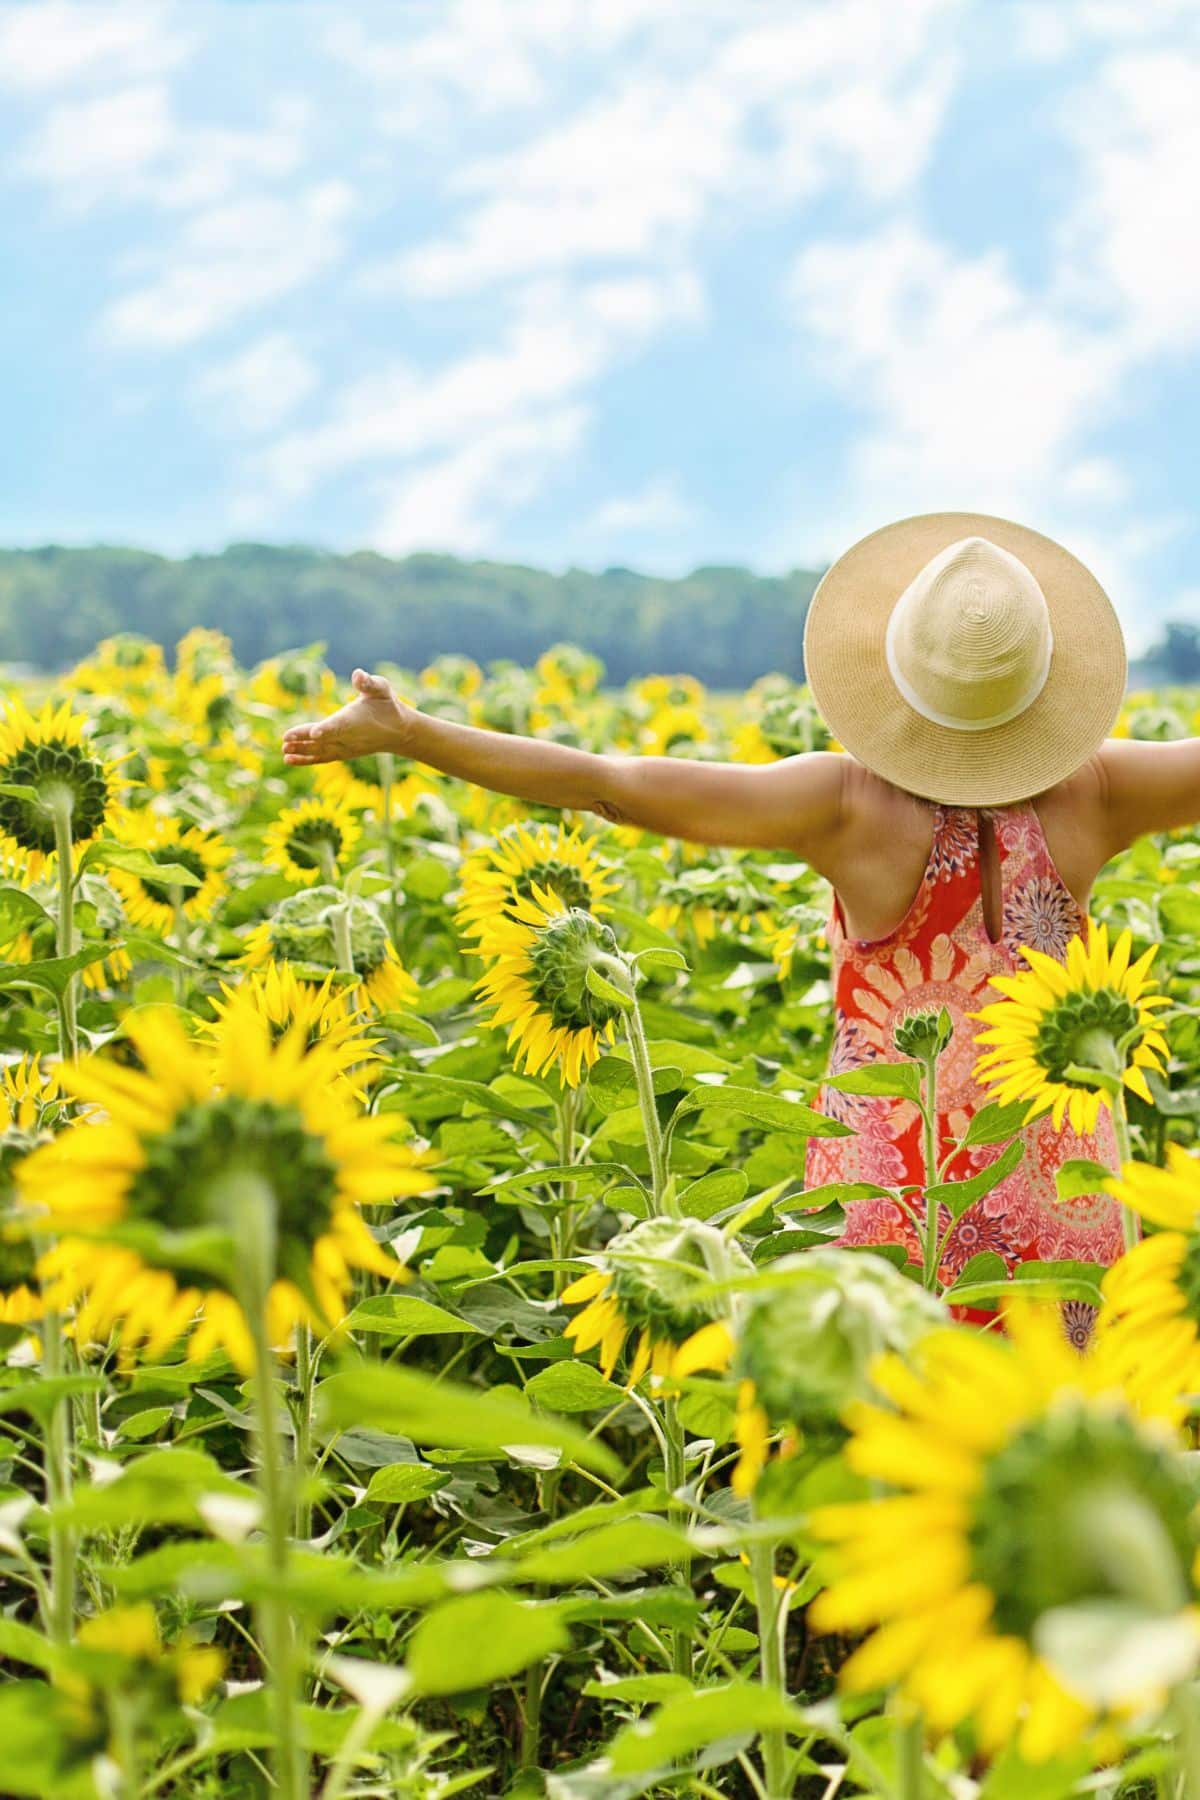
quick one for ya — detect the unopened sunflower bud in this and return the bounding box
[893,1005,953,1062]
[735,1247,945,1428]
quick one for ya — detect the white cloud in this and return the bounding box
[374,405,588,553]
[586,474,695,535]
[15,86,308,213]
[325,0,739,129]
[254,270,703,507]
[364,0,963,296]
[192,333,318,435]
[0,1,188,92]
[1013,0,1199,63]
[102,181,355,348]
[1051,48,1200,357]
[789,220,1125,515]
[782,215,1193,640]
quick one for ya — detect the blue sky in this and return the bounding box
[1,0,1198,650]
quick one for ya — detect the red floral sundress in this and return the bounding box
[803,801,1123,1340]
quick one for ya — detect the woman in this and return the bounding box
[282,510,1197,1294]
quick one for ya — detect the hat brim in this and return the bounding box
[802,510,1127,805]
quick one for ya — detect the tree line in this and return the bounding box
[5,544,820,684]
[5,542,1196,685]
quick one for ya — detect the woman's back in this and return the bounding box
[805,792,1123,1314]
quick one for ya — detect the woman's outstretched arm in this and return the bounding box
[281,668,844,855]
[1097,737,1200,850]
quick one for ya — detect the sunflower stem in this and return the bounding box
[1174,1681,1200,1799]
[319,842,356,978]
[896,1708,924,1800]
[232,1171,306,1800]
[40,1304,76,1647]
[378,751,400,944]
[293,1325,314,1541]
[919,1054,940,1290]
[622,983,671,1215]
[551,1086,579,1295]
[661,1393,693,1677]
[49,788,78,1062]
[1112,1089,1140,1253]
[749,1538,791,1798]
[170,887,188,1007]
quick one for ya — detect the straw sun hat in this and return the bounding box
[802,510,1127,806]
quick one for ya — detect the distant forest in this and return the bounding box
[6,542,1197,685]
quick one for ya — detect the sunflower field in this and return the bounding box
[2,629,1200,1800]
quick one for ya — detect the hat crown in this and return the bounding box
[884,536,1054,732]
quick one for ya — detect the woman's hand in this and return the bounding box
[281,668,411,766]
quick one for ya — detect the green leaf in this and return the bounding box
[1012,1260,1105,1304]
[345,1295,481,1339]
[677,1169,748,1220]
[524,1362,625,1414]
[363,1464,450,1505]
[0,944,116,999]
[582,1673,693,1704]
[928,1138,1025,1221]
[55,1446,255,1529]
[1160,887,1200,937]
[480,1160,629,1204]
[0,884,53,946]
[790,1182,896,1207]
[0,1618,53,1674]
[604,1680,810,1774]
[80,841,203,887]
[515,1518,690,1584]
[377,1070,555,1141]
[824,1063,922,1102]
[0,1681,73,1798]
[671,1084,852,1138]
[0,1374,105,1425]
[960,1098,1031,1146]
[980,1744,1097,1800]
[635,946,690,975]
[406,1592,568,1696]
[1054,1158,1115,1202]
[318,1361,622,1478]
[585,963,634,1011]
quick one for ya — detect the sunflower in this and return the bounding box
[631,674,705,711]
[0,1054,60,1134]
[560,1216,748,1385]
[65,635,168,717]
[807,1298,1197,1761]
[0,1219,42,1325]
[1095,1145,1200,1421]
[263,796,361,886]
[247,650,338,715]
[647,867,771,951]
[72,1602,225,1706]
[202,962,382,1097]
[729,1249,946,1497]
[534,644,603,709]
[472,885,624,1087]
[0,698,121,876]
[419,654,482,698]
[240,888,419,1018]
[971,921,1170,1136]
[639,703,709,756]
[106,807,232,935]
[17,997,437,1370]
[456,821,620,956]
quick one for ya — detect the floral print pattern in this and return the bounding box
[1002,873,1081,961]
[804,801,1124,1277]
